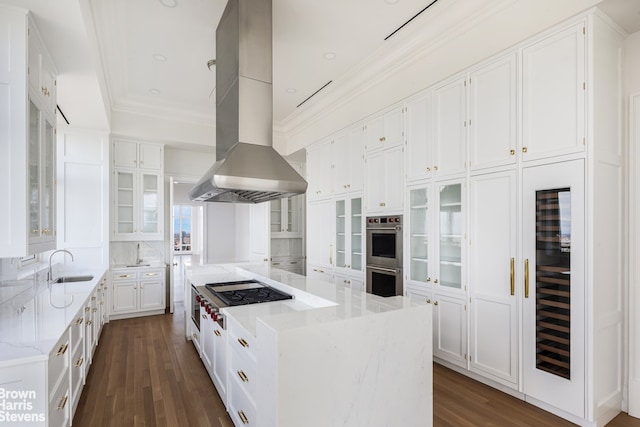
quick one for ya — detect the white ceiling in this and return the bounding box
[1,0,639,147]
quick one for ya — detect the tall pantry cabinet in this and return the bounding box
[0,5,58,257]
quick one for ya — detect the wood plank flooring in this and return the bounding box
[74,306,640,426]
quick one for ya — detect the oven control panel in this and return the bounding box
[367,215,402,226]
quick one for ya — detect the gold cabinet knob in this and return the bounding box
[426,277,431,282]
[510,149,515,155]
[426,167,431,172]
[434,165,439,171]
[434,301,439,306]
[426,299,431,304]
[522,147,528,153]
[434,279,439,284]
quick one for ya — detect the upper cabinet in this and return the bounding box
[364,107,404,152]
[112,139,164,241]
[365,145,404,214]
[306,140,332,201]
[521,22,586,161]
[468,53,518,171]
[0,7,58,257]
[270,195,304,238]
[332,125,365,195]
[433,75,467,178]
[113,139,163,170]
[405,93,433,182]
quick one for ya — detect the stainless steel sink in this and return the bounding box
[126,264,150,268]
[53,275,94,283]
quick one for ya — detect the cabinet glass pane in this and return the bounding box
[117,171,135,234]
[439,183,462,288]
[287,197,293,231]
[270,199,282,232]
[28,101,40,237]
[336,200,346,268]
[142,174,159,234]
[535,188,571,380]
[41,119,55,235]
[351,198,362,271]
[410,188,429,283]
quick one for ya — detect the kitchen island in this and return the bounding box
[186,263,432,427]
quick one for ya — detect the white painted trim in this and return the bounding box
[629,92,640,418]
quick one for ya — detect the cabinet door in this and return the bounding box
[113,140,138,168]
[335,199,347,269]
[435,181,464,291]
[468,171,517,386]
[348,125,365,192]
[383,146,404,212]
[200,315,214,378]
[332,132,349,194]
[522,160,585,418]
[39,53,56,114]
[112,282,137,313]
[140,172,162,237]
[41,116,55,239]
[349,197,363,271]
[365,115,385,152]
[306,141,332,199]
[270,199,283,233]
[249,202,270,262]
[434,76,467,177]
[139,144,163,170]
[28,100,41,240]
[522,23,586,160]
[212,323,227,397]
[114,170,136,235]
[307,200,334,268]
[469,54,517,170]
[407,185,432,286]
[140,279,165,311]
[433,293,467,368]
[405,94,433,182]
[365,151,385,212]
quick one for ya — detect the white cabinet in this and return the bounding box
[406,184,433,286]
[113,169,163,240]
[306,200,334,269]
[249,202,270,263]
[468,170,518,387]
[0,8,58,257]
[111,267,166,317]
[365,106,403,152]
[333,272,364,292]
[113,139,163,170]
[332,125,365,194]
[335,196,364,273]
[227,316,257,427]
[468,53,517,171]
[522,160,585,418]
[270,195,303,238]
[271,257,304,275]
[433,75,467,177]
[434,180,465,292]
[365,145,404,213]
[405,93,433,182]
[306,140,332,200]
[307,264,333,282]
[433,293,467,369]
[521,22,586,161]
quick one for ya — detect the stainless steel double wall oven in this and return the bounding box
[366,215,403,297]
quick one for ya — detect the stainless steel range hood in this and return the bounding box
[190,0,307,204]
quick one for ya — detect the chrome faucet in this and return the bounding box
[48,249,74,282]
[136,242,142,265]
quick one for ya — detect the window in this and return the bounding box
[173,205,192,252]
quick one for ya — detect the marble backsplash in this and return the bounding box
[270,238,303,258]
[110,241,165,266]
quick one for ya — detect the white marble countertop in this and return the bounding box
[110,262,166,270]
[0,265,107,367]
[186,263,422,337]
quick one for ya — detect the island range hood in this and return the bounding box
[190,0,307,204]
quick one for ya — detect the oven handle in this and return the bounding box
[368,265,400,274]
[366,226,402,231]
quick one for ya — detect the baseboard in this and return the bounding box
[109,309,165,321]
[629,378,640,418]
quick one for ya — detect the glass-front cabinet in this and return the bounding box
[438,182,463,289]
[27,98,56,253]
[335,196,363,274]
[113,170,163,240]
[270,195,303,238]
[408,185,431,285]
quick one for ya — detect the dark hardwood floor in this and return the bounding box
[74,307,640,426]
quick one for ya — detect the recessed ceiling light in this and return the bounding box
[385,0,400,4]
[159,0,178,8]
[149,89,161,95]
[286,88,297,94]
[152,54,167,62]
[323,52,336,60]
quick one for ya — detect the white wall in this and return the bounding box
[627,30,640,418]
[57,127,110,267]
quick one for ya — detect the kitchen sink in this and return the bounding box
[53,275,94,283]
[126,264,150,268]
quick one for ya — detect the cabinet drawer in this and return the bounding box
[230,345,257,401]
[70,311,84,353]
[48,373,70,427]
[139,269,163,279]
[70,340,85,413]
[112,271,138,281]
[228,375,256,426]
[48,331,70,398]
[227,320,256,362]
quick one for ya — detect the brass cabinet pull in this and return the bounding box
[379,136,386,142]
[144,272,158,276]
[57,395,68,411]
[426,167,431,172]
[237,370,249,382]
[202,314,207,319]
[524,259,530,298]
[193,333,198,340]
[119,274,131,278]
[91,296,96,301]
[86,320,93,326]
[214,329,221,337]
[92,308,98,313]
[379,202,386,207]
[56,343,69,355]
[75,317,83,325]
[510,258,515,296]
[85,307,90,312]
[237,338,249,348]
[238,410,249,424]
[75,357,84,368]
[426,277,431,282]
[434,165,439,171]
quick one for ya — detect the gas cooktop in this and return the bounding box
[204,279,293,307]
